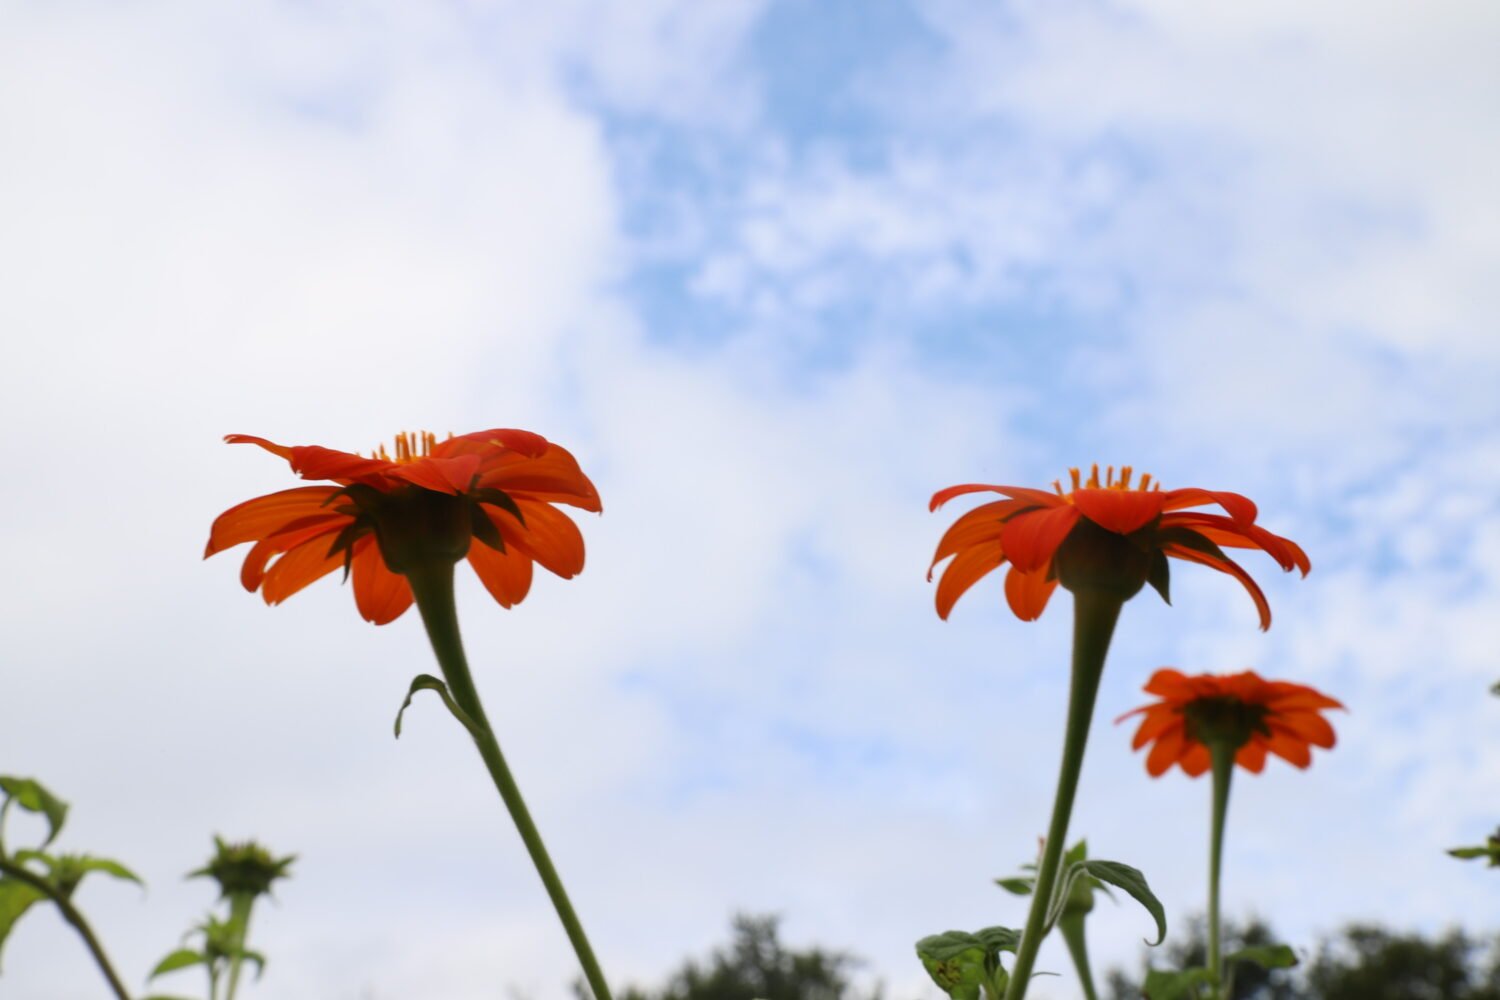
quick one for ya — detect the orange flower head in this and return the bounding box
[1118,669,1343,777]
[928,464,1309,627]
[205,429,601,625]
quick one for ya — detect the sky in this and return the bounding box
[2,1,1499,998]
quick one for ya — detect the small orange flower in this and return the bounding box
[205,429,600,625]
[1118,669,1343,777]
[928,464,1308,627]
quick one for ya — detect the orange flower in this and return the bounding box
[1119,669,1343,777]
[928,464,1308,627]
[205,429,600,625]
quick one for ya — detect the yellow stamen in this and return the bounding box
[1059,464,1162,498]
[372,430,443,463]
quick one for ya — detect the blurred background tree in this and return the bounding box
[585,914,883,1000]
[1106,917,1500,1000]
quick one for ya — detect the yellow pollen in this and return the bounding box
[1059,464,1162,498]
[372,430,443,463]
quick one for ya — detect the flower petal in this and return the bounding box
[1180,743,1212,777]
[206,486,343,557]
[386,454,483,495]
[928,499,1033,578]
[493,499,587,579]
[1162,543,1273,630]
[1001,505,1080,573]
[1272,712,1337,749]
[480,443,601,512]
[1146,726,1187,777]
[260,537,345,605]
[287,445,397,484]
[1161,488,1258,525]
[239,518,346,591]
[1130,711,1184,751]
[438,428,551,459]
[1160,512,1309,575]
[1072,488,1168,535]
[350,540,413,625]
[1266,729,1313,768]
[933,543,1006,620]
[225,434,295,459]
[466,537,534,608]
[1004,566,1059,622]
[1235,741,1268,774]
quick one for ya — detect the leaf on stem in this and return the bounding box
[1046,859,1165,945]
[1224,943,1298,970]
[149,948,208,979]
[916,927,1020,1000]
[1142,966,1213,1000]
[0,878,47,972]
[393,673,483,740]
[0,776,69,848]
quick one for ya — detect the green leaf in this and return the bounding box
[1226,943,1298,970]
[1048,859,1166,945]
[74,856,143,886]
[1449,846,1492,859]
[0,878,47,972]
[1143,966,1213,1000]
[0,776,69,848]
[916,927,1019,1000]
[393,674,482,740]
[1147,549,1171,604]
[995,876,1034,896]
[149,948,207,979]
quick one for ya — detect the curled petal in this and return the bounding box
[239,518,346,591]
[481,443,601,512]
[286,445,396,484]
[928,499,1031,578]
[1160,512,1309,575]
[1072,488,1168,534]
[466,536,534,608]
[1146,726,1187,777]
[1163,543,1273,630]
[493,499,587,578]
[439,428,551,459]
[1001,505,1081,574]
[206,486,343,556]
[350,540,414,625]
[934,544,1006,620]
[225,434,295,459]
[386,454,483,495]
[1161,488,1258,525]
[260,538,345,605]
[1003,566,1059,622]
[1235,741,1268,774]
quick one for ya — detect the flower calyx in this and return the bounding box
[325,481,524,578]
[1182,696,1270,753]
[189,836,295,901]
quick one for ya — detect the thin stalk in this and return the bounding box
[1003,589,1124,1000]
[1058,914,1100,1000]
[223,893,254,1000]
[405,562,614,1000]
[1206,742,1235,1000]
[0,856,132,1000]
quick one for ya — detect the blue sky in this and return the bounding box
[2,2,1499,998]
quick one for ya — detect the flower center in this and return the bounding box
[373,430,446,464]
[1053,463,1160,500]
[1183,695,1270,750]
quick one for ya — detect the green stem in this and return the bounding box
[1058,914,1100,1000]
[223,893,254,1000]
[1207,742,1235,1000]
[405,562,614,1000]
[1003,589,1124,1000]
[0,856,132,1000]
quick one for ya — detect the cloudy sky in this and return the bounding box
[3,1,1499,997]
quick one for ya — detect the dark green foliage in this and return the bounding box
[600,914,882,1000]
[1303,926,1500,1000]
[1108,917,1296,1000]
[1108,918,1500,1000]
